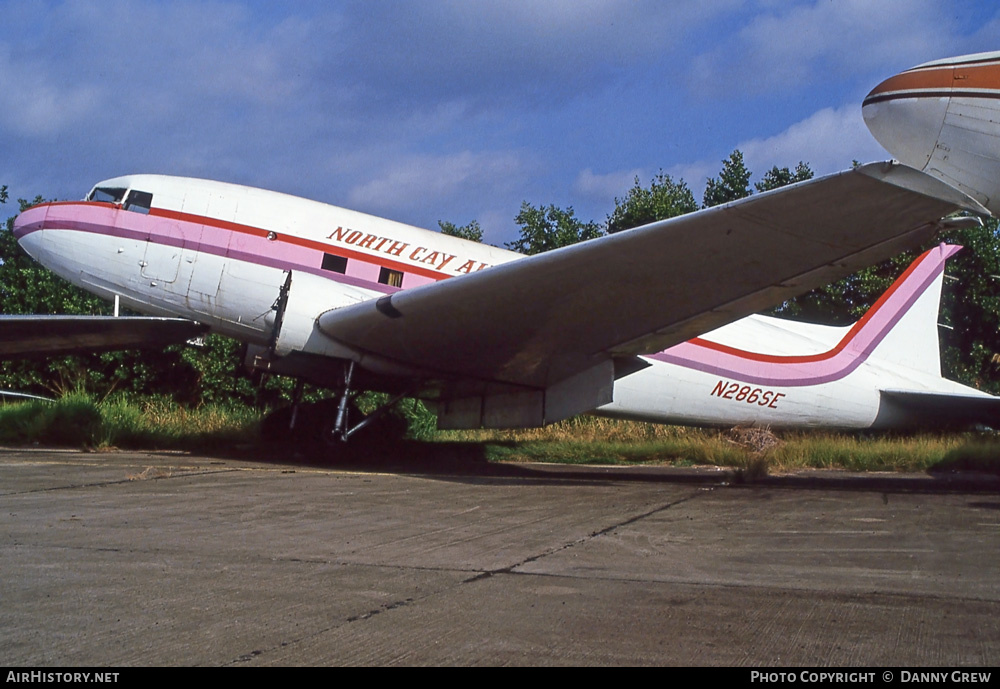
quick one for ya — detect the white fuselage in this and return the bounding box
[14,174,987,431]
[601,313,977,429]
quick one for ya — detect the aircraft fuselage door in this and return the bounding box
[119,189,181,284]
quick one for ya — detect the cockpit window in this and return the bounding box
[87,187,127,204]
[123,190,153,215]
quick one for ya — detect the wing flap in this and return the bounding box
[317,162,983,389]
[0,316,209,359]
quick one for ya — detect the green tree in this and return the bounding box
[703,150,753,208]
[755,162,813,193]
[770,256,911,324]
[606,171,697,234]
[506,202,602,255]
[937,218,1000,393]
[438,219,484,243]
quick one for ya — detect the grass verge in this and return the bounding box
[0,395,996,475]
[0,392,261,451]
[435,416,1000,475]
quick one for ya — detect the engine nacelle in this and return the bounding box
[269,270,367,360]
[863,51,1000,216]
[261,270,428,379]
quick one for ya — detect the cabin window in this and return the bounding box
[88,187,127,204]
[123,190,153,215]
[378,267,403,287]
[321,253,348,274]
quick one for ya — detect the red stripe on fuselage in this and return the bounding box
[148,207,449,281]
[22,201,453,283]
[865,58,1000,104]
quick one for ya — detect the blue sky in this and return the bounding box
[2,0,999,244]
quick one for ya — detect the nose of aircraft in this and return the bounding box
[862,69,948,172]
[11,203,47,259]
[12,209,27,239]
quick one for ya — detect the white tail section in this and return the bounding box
[869,244,959,377]
[650,244,962,387]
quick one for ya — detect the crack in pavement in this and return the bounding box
[0,468,243,496]
[224,488,710,665]
[464,488,709,582]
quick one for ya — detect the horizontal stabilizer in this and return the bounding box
[0,316,208,359]
[878,389,1000,430]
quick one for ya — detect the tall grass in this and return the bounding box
[0,391,102,447]
[0,392,261,451]
[97,396,261,450]
[0,394,995,474]
[436,415,1000,474]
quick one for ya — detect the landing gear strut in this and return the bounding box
[323,361,414,444]
[260,361,416,448]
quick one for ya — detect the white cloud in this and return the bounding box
[574,167,646,202]
[0,1,333,137]
[347,150,527,214]
[334,1,743,110]
[689,0,966,96]
[737,105,885,176]
[0,52,100,136]
[665,105,885,200]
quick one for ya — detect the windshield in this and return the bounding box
[123,190,152,214]
[87,186,127,203]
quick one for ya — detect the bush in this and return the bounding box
[0,392,102,447]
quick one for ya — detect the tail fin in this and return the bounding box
[653,244,959,386]
[863,243,959,376]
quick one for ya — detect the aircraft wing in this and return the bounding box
[317,162,984,399]
[0,316,208,359]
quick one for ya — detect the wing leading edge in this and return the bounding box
[317,162,984,401]
[0,316,209,359]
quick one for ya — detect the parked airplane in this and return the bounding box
[8,51,1000,439]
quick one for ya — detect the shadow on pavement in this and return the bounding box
[232,438,1000,494]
